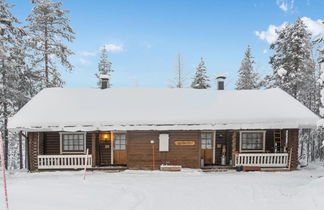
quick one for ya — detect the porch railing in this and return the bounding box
[38,155,92,169]
[235,153,288,168]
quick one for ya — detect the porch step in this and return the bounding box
[89,166,127,171]
[202,165,235,172]
[260,167,290,172]
[202,168,232,172]
[202,165,234,169]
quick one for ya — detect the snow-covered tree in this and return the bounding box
[26,0,75,88]
[96,47,113,88]
[315,20,324,63]
[0,0,27,168]
[191,57,210,89]
[266,17,323,163]
[268,18,314,101]
[235,46,259,90]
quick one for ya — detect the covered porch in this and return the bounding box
[28,131,127,170]
[201,129,298,170]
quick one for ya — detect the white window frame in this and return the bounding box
[239,130,266,153]
[59,132,87,154]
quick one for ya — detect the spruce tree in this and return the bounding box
[268,18,314,101]
[26,0,75,88]
[267,17,320,163]
[235,46,259,90]
[191,57,210,89]
[96,47,113,88]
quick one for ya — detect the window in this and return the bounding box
[240,131,265,152]
[114,134,126,150]
[159,134,169,152]
[201,133,213,149]
[61,132,86,153]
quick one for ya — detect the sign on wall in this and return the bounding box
[175,141,195,146]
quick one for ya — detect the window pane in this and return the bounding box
[62,133,85,151]
[241,132,263,151]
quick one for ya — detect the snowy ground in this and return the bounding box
[1,165,324,210]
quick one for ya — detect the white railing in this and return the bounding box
[235,153,288,168]
[38,155,92,169]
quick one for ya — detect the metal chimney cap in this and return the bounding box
[216,74,227,80]
[99,74,109,80]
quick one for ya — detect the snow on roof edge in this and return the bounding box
[8,87,320,131]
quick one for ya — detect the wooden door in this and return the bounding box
[99,140,111,166]
[201,132,213,165]
[113,133,127,165]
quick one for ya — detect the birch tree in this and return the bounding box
[170,53,186,88]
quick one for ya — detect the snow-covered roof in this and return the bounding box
[8,87,319,131]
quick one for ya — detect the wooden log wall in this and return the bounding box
[127,130,200,169]
[28,132,39,171]
[287,129,299,170]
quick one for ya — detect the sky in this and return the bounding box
[10,0,324,89]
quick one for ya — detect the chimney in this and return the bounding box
[99,74,109,89]
[216,74,226,90]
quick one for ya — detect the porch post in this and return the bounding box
[212,131,216,164]
[19,131,23,169]
[91,132,96,167]
[25,132,29,170]
[111,132,114,165]
[231,131,237,167]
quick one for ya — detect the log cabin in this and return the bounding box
[8,78,319,171]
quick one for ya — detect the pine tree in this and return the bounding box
[96,47,113,88]
[26,0,75,88]
[191,57,210,89]
[315,20,324,63]
[235,46,259,90]
[0,0,27,168]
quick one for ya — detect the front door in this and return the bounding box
[201,132,213,165]
[99,139,111,166]
[113,133,127,165]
